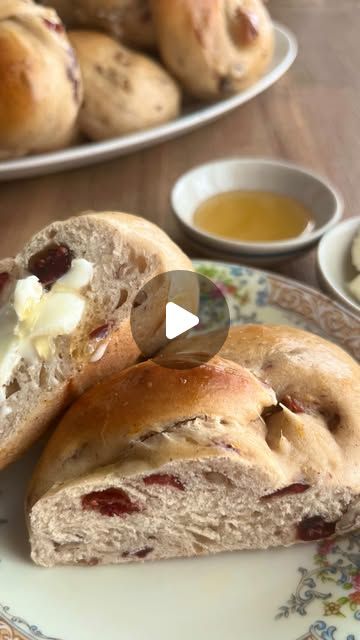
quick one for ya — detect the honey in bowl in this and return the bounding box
[193,190,315,243]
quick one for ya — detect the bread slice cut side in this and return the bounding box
[0,211,192,469]
[29,423,357,567]
[27,355,360,567]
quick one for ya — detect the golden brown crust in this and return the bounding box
[0,30,33,137]
[28,356,275,505]
[150,0,274,100]
[68,30,181,141]
[220,324,360,479]
[0,0,82,158]
[220,324,360,407]
[159,323,360,481]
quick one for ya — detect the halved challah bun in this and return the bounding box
[0,211,192,470]
[150,0,274,100]
[27,325,360,567]
[220,324,360,445]
[68,30,181,140]
[0,0,82,159]
[39,0,155,49]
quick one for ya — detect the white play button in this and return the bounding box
[165,302,199,340]
[130,270,230,369]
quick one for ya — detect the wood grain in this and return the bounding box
[1,1,359,289]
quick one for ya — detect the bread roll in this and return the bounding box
[150,0,274,100]
[39,0,155,49]
[68,30,181,141]
[27,326,360,567]
[0,211,192,470]
[0,0,82,159]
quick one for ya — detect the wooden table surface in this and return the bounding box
[1,0,359,289]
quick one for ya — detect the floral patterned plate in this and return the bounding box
[0,260,359,640]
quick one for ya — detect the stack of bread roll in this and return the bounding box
[0,0,274,158]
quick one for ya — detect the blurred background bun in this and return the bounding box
[0,0,275,157]
[69,30,181,140]
[0,0,82,159]
[39,0,155,49]
[150,0,274,100]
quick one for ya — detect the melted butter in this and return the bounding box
[193,191,315,243]
[0,259,93,400]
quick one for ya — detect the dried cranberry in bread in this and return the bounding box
[27,332,360,567]
[0,0,82,159]
[150,0,274,100]
[0,211,193,470]
[27,357,275,566]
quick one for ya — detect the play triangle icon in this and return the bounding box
[165,302,199,340]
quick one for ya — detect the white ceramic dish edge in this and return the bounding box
[172,157,343,256]
[317,216,360,315]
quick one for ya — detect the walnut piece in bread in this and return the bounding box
[150,0,274,100]
[27,326,360,567]
[0,0,82,159]
[68,30,181,141]
[0,211,192,470]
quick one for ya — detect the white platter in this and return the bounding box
[1,260,360,640]
[0,24,297,182]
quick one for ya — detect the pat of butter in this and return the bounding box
[14,276,43,322]
[0,258,93,400]
[53,259,94,291]
[0,306,20,392]
[0,335,20,395]
[33,337,55,361]
[31,292,85,336]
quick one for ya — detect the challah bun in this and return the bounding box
[150,0,274,100]
[0,211,192,471]
[69,30,181,140]
[27,324,360,566]
[0,0,82,159]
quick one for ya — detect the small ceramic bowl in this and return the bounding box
[181,233,306,267]
[317,217,360,314]
[171,158,343,261]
